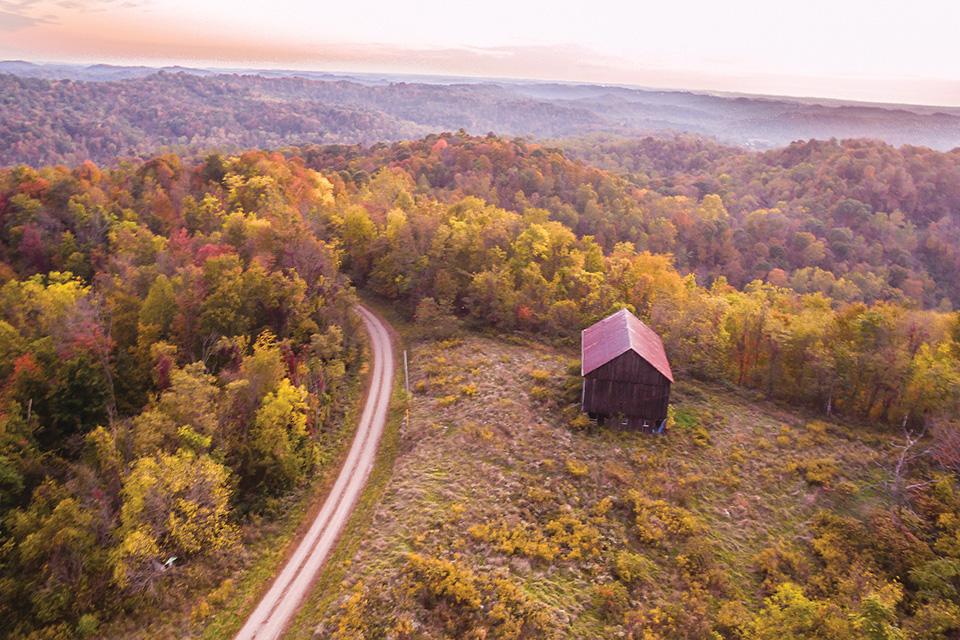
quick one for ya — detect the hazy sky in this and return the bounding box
[1,0,958,106]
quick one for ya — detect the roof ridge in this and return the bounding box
[581,309,673,382]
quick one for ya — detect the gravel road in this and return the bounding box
[232,304,394,640]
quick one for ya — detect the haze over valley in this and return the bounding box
[2,61,959,170]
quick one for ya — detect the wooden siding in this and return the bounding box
[582,350,670,431]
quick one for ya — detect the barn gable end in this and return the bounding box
[581,309,672,431]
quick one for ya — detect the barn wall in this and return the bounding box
[588,351,666,384]
[582,351,670,430]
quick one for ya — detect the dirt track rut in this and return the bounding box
[232,305,394,640]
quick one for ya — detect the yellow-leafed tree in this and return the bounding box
[112,449,236,595]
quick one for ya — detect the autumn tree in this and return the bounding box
[248,378,314,495]
[112,449,236,596]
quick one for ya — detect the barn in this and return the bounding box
[581,309,673,432]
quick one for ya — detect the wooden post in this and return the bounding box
[403,350,410,429]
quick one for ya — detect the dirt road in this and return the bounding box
[232,305,394,640]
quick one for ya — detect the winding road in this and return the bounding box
[232,304,394,640]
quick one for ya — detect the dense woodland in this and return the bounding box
[0,152,362,638]
[0,132,959,638]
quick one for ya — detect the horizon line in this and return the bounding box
[4,57,960,114]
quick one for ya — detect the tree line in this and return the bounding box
[297,132,960,426]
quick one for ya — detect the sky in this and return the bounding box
[1,0,959,107]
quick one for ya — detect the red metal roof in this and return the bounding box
[581,309,674,382]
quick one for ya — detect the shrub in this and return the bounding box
[529,386,552,403]
[718,467,741,491]
[469,512,600,564]
[836,480,859,497]
[469,522,560,563]
[404,553,482,610]
[208,578,235,606]
[676,540,729,593]
[190,599,212,625]
[805,419,831,441]
[905,600,960,640]
[623,589,713,640]
[529,369,551,384]
[333,583,369,639]
[414,297,460,340]
[752,544,809,595]
[790,457,839,486]
[488,577,559,638]
[561,374,583,404]
[544,513,601,560]
[626,491,703,545]
[665,404,677,430]
[614,551,655,585]
[747,583,843,639]
[76,615,99,638]
[715,600,752,638]
[565,458,589,477]
[569,413,594,433]
[464,421,494,442]
[591,582,629,620]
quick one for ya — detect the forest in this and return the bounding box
[4,68,960,170]
[0,131,959,638]
[0,151,362,638]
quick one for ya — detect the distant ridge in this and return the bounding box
[1,61,958,168]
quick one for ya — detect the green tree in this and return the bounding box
[249,379,313,495]
[139,274,176,335]
[132,362,219,456]
[7,481,105,625]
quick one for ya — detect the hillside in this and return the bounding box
[0,151,364,640]
[295,330,960,639]
[2,66,960,170]
[299,133,960,307]
[0,136,958,639]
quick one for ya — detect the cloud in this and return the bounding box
[0,0,47,15]
[0,0,43,9]
[0,8,48,30]
[53,0,149,12]
[0,0,147,33]
[0,0,147,18]
[289,42,616,81]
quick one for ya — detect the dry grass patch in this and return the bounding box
[305,335,896,639]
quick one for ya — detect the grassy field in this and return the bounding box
[302,330,897,639]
